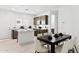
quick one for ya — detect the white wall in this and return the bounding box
[58,6,72,34]
[13,12,33,28]
[58,6,79,39]
[70,6,79,39]
[0,9,33,39]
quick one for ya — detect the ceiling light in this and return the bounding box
[11,8,15,10]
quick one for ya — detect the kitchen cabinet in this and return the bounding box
[34,29,48,36]
[11,30,18,39]
[34,15,48,25]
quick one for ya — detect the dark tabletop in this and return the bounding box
[37,34,71,44]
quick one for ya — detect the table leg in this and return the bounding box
[51,44,55,53]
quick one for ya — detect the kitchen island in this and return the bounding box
[11,29,35,45]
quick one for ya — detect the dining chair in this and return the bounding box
[34,33,49,53]
[74,38,79,53]
[61,38,76,53]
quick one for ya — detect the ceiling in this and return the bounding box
[0,5,62,15]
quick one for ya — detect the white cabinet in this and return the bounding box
[18,29,34,44]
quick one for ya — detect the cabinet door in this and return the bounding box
[34,18,36,25]
[41,16,45,25]
[34,15,48,25]
[45,15,48,25]
[12,30,18,39]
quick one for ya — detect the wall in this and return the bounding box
[0,9,33,39]
[58,6,79,39]
[58,6,72,34]
[70,6,79,39]
[14,12,33,28]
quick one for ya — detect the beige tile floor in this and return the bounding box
[0,39,35,53]
[0,39,65,53]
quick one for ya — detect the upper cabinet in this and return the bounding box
[34,15,48,25]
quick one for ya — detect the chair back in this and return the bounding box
[61,38,76,53]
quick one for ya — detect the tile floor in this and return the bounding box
[0,39,74,53]
[0,39,35,53]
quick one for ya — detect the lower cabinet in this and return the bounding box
[12,30,18,39]
[34,29,48,36]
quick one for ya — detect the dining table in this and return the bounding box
[37,34,71,53]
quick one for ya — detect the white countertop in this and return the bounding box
[17,29,34,32]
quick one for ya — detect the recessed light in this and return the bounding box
[11,8,15,10]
